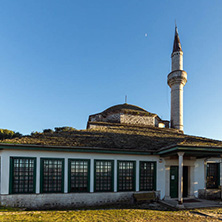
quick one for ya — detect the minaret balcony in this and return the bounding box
[167,70,187,87]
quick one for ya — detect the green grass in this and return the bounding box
[0,208,221,222]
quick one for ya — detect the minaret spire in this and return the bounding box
[167,25,187,131]
[173,24,182,53]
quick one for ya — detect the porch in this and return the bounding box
[158,145,222,208]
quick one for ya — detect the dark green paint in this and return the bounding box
[94,160,114,192]
[0,145,152,155]
[139,161,157,191]
[40,158,64,193]
[170,166,178,198]
[117,160,136,192]
[68,159,90,193]
[9,157,36,194]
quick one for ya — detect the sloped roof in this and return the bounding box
[2,122,222,153]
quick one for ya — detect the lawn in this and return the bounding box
[0,208,221,222]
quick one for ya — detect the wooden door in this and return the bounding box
[170,166,178,198]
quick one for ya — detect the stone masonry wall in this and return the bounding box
[0,192,135,210]
[120,114,155,126]
[198,189,221,200]
[90,113,121,123]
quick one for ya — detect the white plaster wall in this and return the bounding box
[193,157,222,197]
[0,150,165,199]
[193,159,205,197]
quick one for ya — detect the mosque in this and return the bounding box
[0,26,222,209]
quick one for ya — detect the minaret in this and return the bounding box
[167,25,187,131]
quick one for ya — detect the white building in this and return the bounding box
[0,26,222,209]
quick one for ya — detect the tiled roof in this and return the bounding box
[2,122,222,153]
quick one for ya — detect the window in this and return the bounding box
[140,161,156,191]
[94,160,114,192]
[117,161,135,191]
[207,163,220,189]
[40,158,64,193]
[10,157,36,194]
[68,159,90,192]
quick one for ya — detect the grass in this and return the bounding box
[0,207,221,221]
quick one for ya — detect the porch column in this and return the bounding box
[177,152,184,207]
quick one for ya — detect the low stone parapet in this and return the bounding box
[198,189,221,200]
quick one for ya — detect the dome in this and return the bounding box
[101,103,155,116]
[87,103,169,129]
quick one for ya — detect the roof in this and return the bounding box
[2,122,222,153]
[173,26,182,53]
[90,103,156,118]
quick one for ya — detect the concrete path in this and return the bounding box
[160,198,222,209]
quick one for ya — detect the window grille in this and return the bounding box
[94,160,114,192]
[10,157,36,194]
[207,163,220,189]
[41,158,64,193]
[69,159,90,192]
[118,161,135,191]
[139,161,156,191]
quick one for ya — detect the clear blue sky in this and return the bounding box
[0,0,221,140]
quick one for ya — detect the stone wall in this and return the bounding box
[1,191,160,210]
[198,189,221,200]
[1,192,136,210]
[120,114,155,126]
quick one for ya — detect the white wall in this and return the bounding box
[0,149,166,199]
[193,157,222,198]
[194,159,205,197]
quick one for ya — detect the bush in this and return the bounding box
[43,129,54,134]
[54,127,76,133]
[31,131,40,136]
[0,129,22,140]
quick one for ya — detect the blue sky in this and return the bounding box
[0,0,221,140]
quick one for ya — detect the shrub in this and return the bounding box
[43,129,54,134]
[0,129,22,140]
[31,131,40,136]
[54,127,76,133]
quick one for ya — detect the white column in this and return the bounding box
[136,160,139,191]
[36,157,40,193]
[90,159,94,192]
[1,153,10,194]
[177,152,184,206]
[220,161,222,187]
[189,166,195,198]
[204,159,207,189]
[64,158,68,193]
[114,160,117,192]
[164,166,170,199]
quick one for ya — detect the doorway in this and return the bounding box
[170,166,188,198]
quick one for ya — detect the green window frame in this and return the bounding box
[117,160,136,192]
[206,163,220,189]
[139,161,156,191]
[94,160,114,192]
[68,159,90,193]
[9,157,36,194]
[40,158,64,193]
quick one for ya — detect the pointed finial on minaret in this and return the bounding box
[173,22,182,53]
